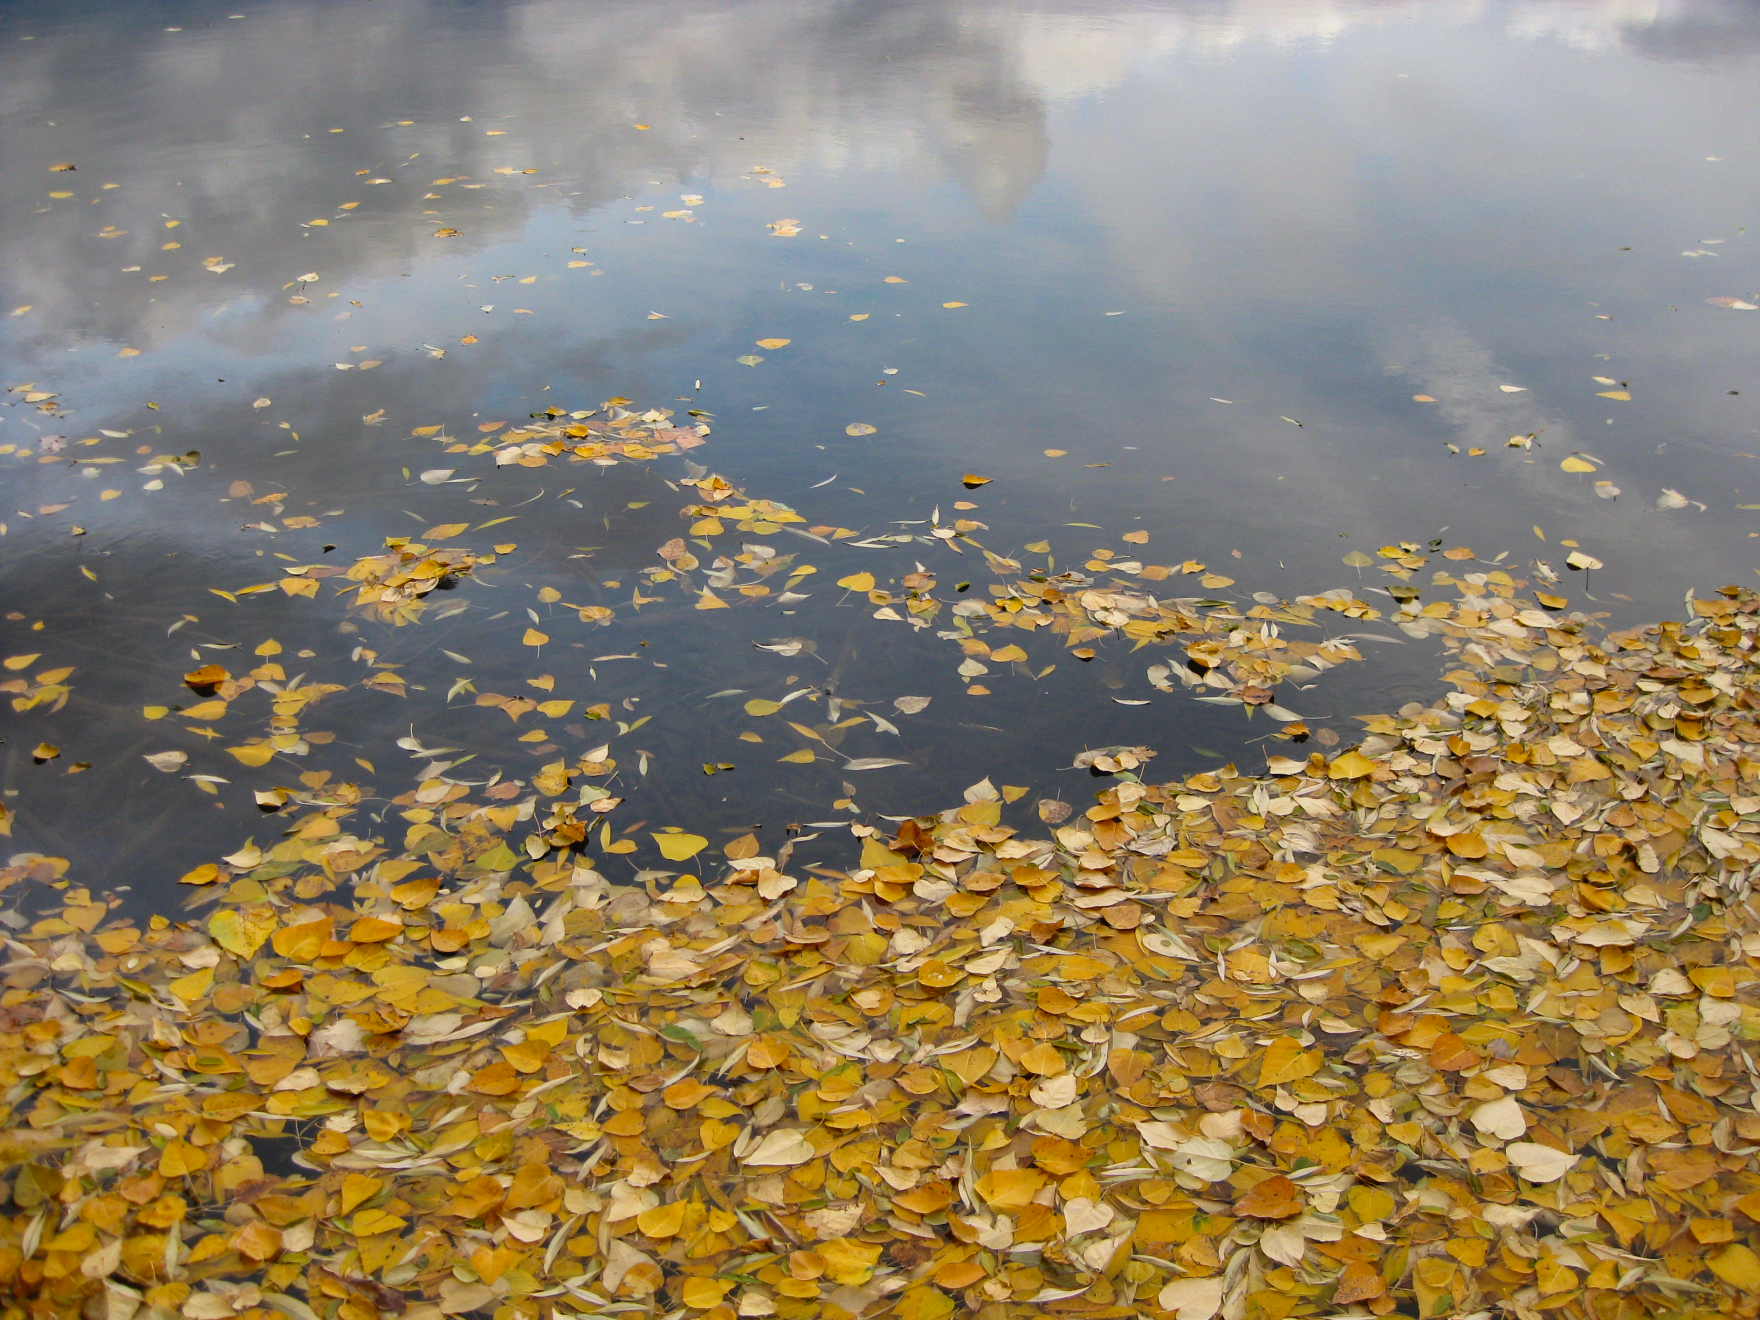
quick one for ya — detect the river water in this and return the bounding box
[2,0,1758,908]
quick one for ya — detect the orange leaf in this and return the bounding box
[665,1079,716,1109]
[1234,1175,1303,1220]
[231,1220,282,1262]
[1429,1033,1481,1072]
[500,1039,551,1073]
[158,1139,209,1177]
[892,1181,952,1214]
[467,1061,521,1095]
[917,959,964,989]
[637,1201,686,1239]
[1333,1262,1385,1304]
[603,1109,647,1137]
[1020,1042,1065,1076]
[935,1262,987,1290]
[747,1036,790,1069]
[348,916,401,943]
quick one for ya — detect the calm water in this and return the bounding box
[3,0,1759,907]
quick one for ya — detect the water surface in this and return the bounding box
[3,0,1758,905]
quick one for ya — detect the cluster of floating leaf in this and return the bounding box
[413,404,708,482]
[8,539,1760,1320]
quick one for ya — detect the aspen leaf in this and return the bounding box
[1507,1142,1578,1183]
[1326,750,1377,779]
[742,1129,814,1166]
[636,1202,686,1238]
[1258,1036,1320,1086]
[1157,1277,1224,1320]
[1710,1245,1760,1291]
[653,832,707,861]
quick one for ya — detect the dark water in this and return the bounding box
[3,0,1759,908]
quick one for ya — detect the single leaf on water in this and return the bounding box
[653,832,707,861]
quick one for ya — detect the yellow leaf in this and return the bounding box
[159,1137,209,1177]
[745,699,784,715]
[845,423,877,437]
[683,1278,734,1309]
[990,645,1027,663]
[182,700,227,721]
[778,748,816,764]
[502,1039,551,1073]
[1535,1259,1577,1297]
[179,864,220,886]
[1560,456,1599,473]
[1711,1245,1760,1290]
[231,1220,281,1262]
[1326,750,1377,779]
[536,699,574,717]
[1259,1036,1323,1087]
[1356,932,1405,960]
[636,1201,686,1238]
[4,654,41,670]
[942,301,967,308]
[1020,1042,1065,1075]
[340,1173,382,1215]
[696,591,729,610]
[227,744,276,767]
[142,706,169,720]
[1596,390,1631,401]
[167,967,214,1005]
[837,572,875,591]
[755,338,791,350]
[521,629,549,646]
[208,909,273,959]
[818,1238,882,1285]
[349,917,402,943]
[701,1119,741,1150]
[654,832,708,861]
[974,1167,1045,1211]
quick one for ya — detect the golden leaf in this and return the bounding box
[654,832,707,861]
[1326,750,1377,779]
[340,1174,382,1215]
[1258,1036,1321,1087]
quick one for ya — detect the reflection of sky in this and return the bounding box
[5,0,1757,347]
[0,0,1755,609]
